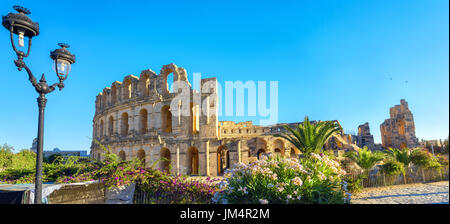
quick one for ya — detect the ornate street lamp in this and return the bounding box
[2,6,75,204]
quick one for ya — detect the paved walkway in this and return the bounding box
[351,181,449,204]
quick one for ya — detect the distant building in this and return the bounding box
[43,148,88,158]
[352,122,375,149]
[352,122,383,151]
[419,139,443,148]
[31,138,38,153]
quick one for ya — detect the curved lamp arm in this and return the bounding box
[14,59,38,88]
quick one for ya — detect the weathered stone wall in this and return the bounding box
[353,122,376,150]
[380,99,419,149]
[49,182,105,204]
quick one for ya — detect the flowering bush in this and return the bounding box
[137,175,220,204]
[212,153,350,204]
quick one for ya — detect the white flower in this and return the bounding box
[259,199,269,204]
[292,177,303,186]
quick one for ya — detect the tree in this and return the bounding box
[275,116,342,156]
[384,147,420,184]
[344,146,385,175]
[0,144,14,170]
[385,148,418,168]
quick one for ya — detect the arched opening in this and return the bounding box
[100,120,104,138]
[187,147,199,175]
[140,75,150,96]
[257,149,266,160]
[273,139,285,157]
[255,138,268,160]
[137,149,146,167]
[139,108,148,134]
[274,148,282,156]
[108,116,114,136]
[102,95,107,109]
[290,148,299,159]
[160,148,171,173]
[111,85,117,105]
[94,123,97,138]
[121,112,129,136]
[166,72,174,93]
[161,105,172,133]
[119,150,126,161]
[217,146,229,175]
[123,80,132,99]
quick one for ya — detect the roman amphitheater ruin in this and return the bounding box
[90,63,360,176]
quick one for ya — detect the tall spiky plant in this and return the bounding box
[275,116,342,156]
[344,146,385,175]
[385,148,419,168]
[384,147,419,184]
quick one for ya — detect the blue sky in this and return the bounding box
[0,0,448,152]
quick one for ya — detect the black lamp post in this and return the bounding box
[2,6,75,204]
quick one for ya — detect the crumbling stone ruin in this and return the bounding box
[352,122,376,149]
[380,99,419,149]
[90,63,357,176]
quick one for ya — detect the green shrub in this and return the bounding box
[411,150,442,170]
[10,149,36,170]
[436,155,449,167]
[342,174,364,193]
[381,160,404,176]
[0,145,13,170]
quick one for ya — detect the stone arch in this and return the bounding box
[187,147,199,175]
[93,122,97,138]
[121,112,129,136]
[257,149,266,160]
[118,150,126,161]
[160,64,178,93]
[139,108,148,134]
[139,74,150,97]
[108,116,114,136]
[123,79,132,100]
[101,94,107,109]
[100,120,104,137]
[160,147,171,173]
[161,105,172,133]
[273,139,285,156]
[217,146,230,175]
[137,149,146,166]
[255,138,268,159]
[290,147,300,158]
[111,85,118,105]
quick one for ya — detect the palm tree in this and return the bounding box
[385,148,418,168]
[275,116,342,156]
[384,147,419,184]
[344,146,385,175]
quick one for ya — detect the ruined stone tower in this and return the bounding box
[380,99,419,149]
[353,122,375,150]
